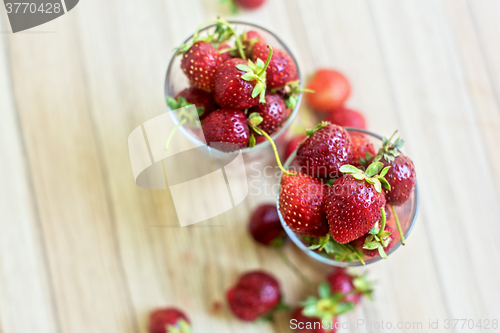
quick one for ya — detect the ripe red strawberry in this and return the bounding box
[227,271,282,321]
[248,93,286,135]
[171,87,218,120]
[218,43,233,63]
[249,204,287,246]
[291,307,338,333]
[351,223,395,258]
[214,58,261,109]
[201,109,249,152]
[382,154,416,206]
[149,308,190,333]
[284,136,306,161]
[326,107,366,129]
[306,70,351,111]
[296,123,353,179]
[374,133,416,206]
[350,134,375,168]
[326,163,388,244]
[236,0,266,9]
[252,42,297,89]
[180,41,221,92]
[242,30,265,58]
[278,172,329,237]
[326,269,373,304]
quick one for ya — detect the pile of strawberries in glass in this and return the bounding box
[167,19,302,154]
[278,68,417,265]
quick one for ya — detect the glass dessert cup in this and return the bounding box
[164,21,302,163]
[276,128,419,267]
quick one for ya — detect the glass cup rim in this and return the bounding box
[164,20,303,154]
[276,127,420,267]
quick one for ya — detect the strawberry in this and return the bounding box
[235,0,266,9]
[278,172,329,237]
[296,123,353,179]
[306,70,351,111]
[373,132,416,245]
[242,30,265,58]
[248,93,286,135]
[227,271,283,321]
[149,308,191,333]
[180,41,221,92]
[201,109,249,152]
[291,307,338,333]
[249,204,287,246]
[326,269,373,304]
[167,87,218,120]
[350,134,375,168]
[252,42,297,89]
[325,107,366,129]
[214,57,267,109]
[284,136,306,161]
[326,162,389,244]
[351,222,395,259]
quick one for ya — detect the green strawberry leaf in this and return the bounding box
[339,165,363,174]
[378,177,391,190]
[318,282,331,299]
[241,72,256,81]
[167,96,179,110]
[252,82,264,98]
[196,106,205,117]
[249,134,256,148]
[366,161,384,177]
[248,112,263,127]
[236,64,252,72]
[379,166,391,177]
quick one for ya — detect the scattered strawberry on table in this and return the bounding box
[221,0,267,13]
[305,69,351,112]
[326,107,366,129]
[249,203,288,246]
[149,307,191,333]
[278,121,417,263]
[226,270,287,321]
[291,269,373,332]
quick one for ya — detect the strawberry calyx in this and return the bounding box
[374,130,405,163]
[352,272,374,300]
[166,319,191,333]
[339,161,391,193]
[275,80,314,110]
[175,19,246,59]
[164,104,201,150]
[305,121,329,137]
[248,112,295,176]
[167,96,205,118]
[305,234,366,265]
[363,207,393,259]
[301,282,355,322]
[237,45,273,103]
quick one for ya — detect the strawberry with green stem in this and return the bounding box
[149,308,191,333]
[373,131,416,245]
[167,87,218,120]
[326,162,390,244]
[300,281,355,323]
[214,45,273,109]
[327,269,373,304]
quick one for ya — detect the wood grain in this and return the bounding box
[0,1,499,332]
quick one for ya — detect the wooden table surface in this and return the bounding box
[1,0,500,332]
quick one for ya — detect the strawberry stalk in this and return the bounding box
[248,112,294,176]
[165,118,187,150]
[390,205,405,245]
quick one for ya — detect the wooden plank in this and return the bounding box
[5,13,136,333]
[0,14,58,333]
